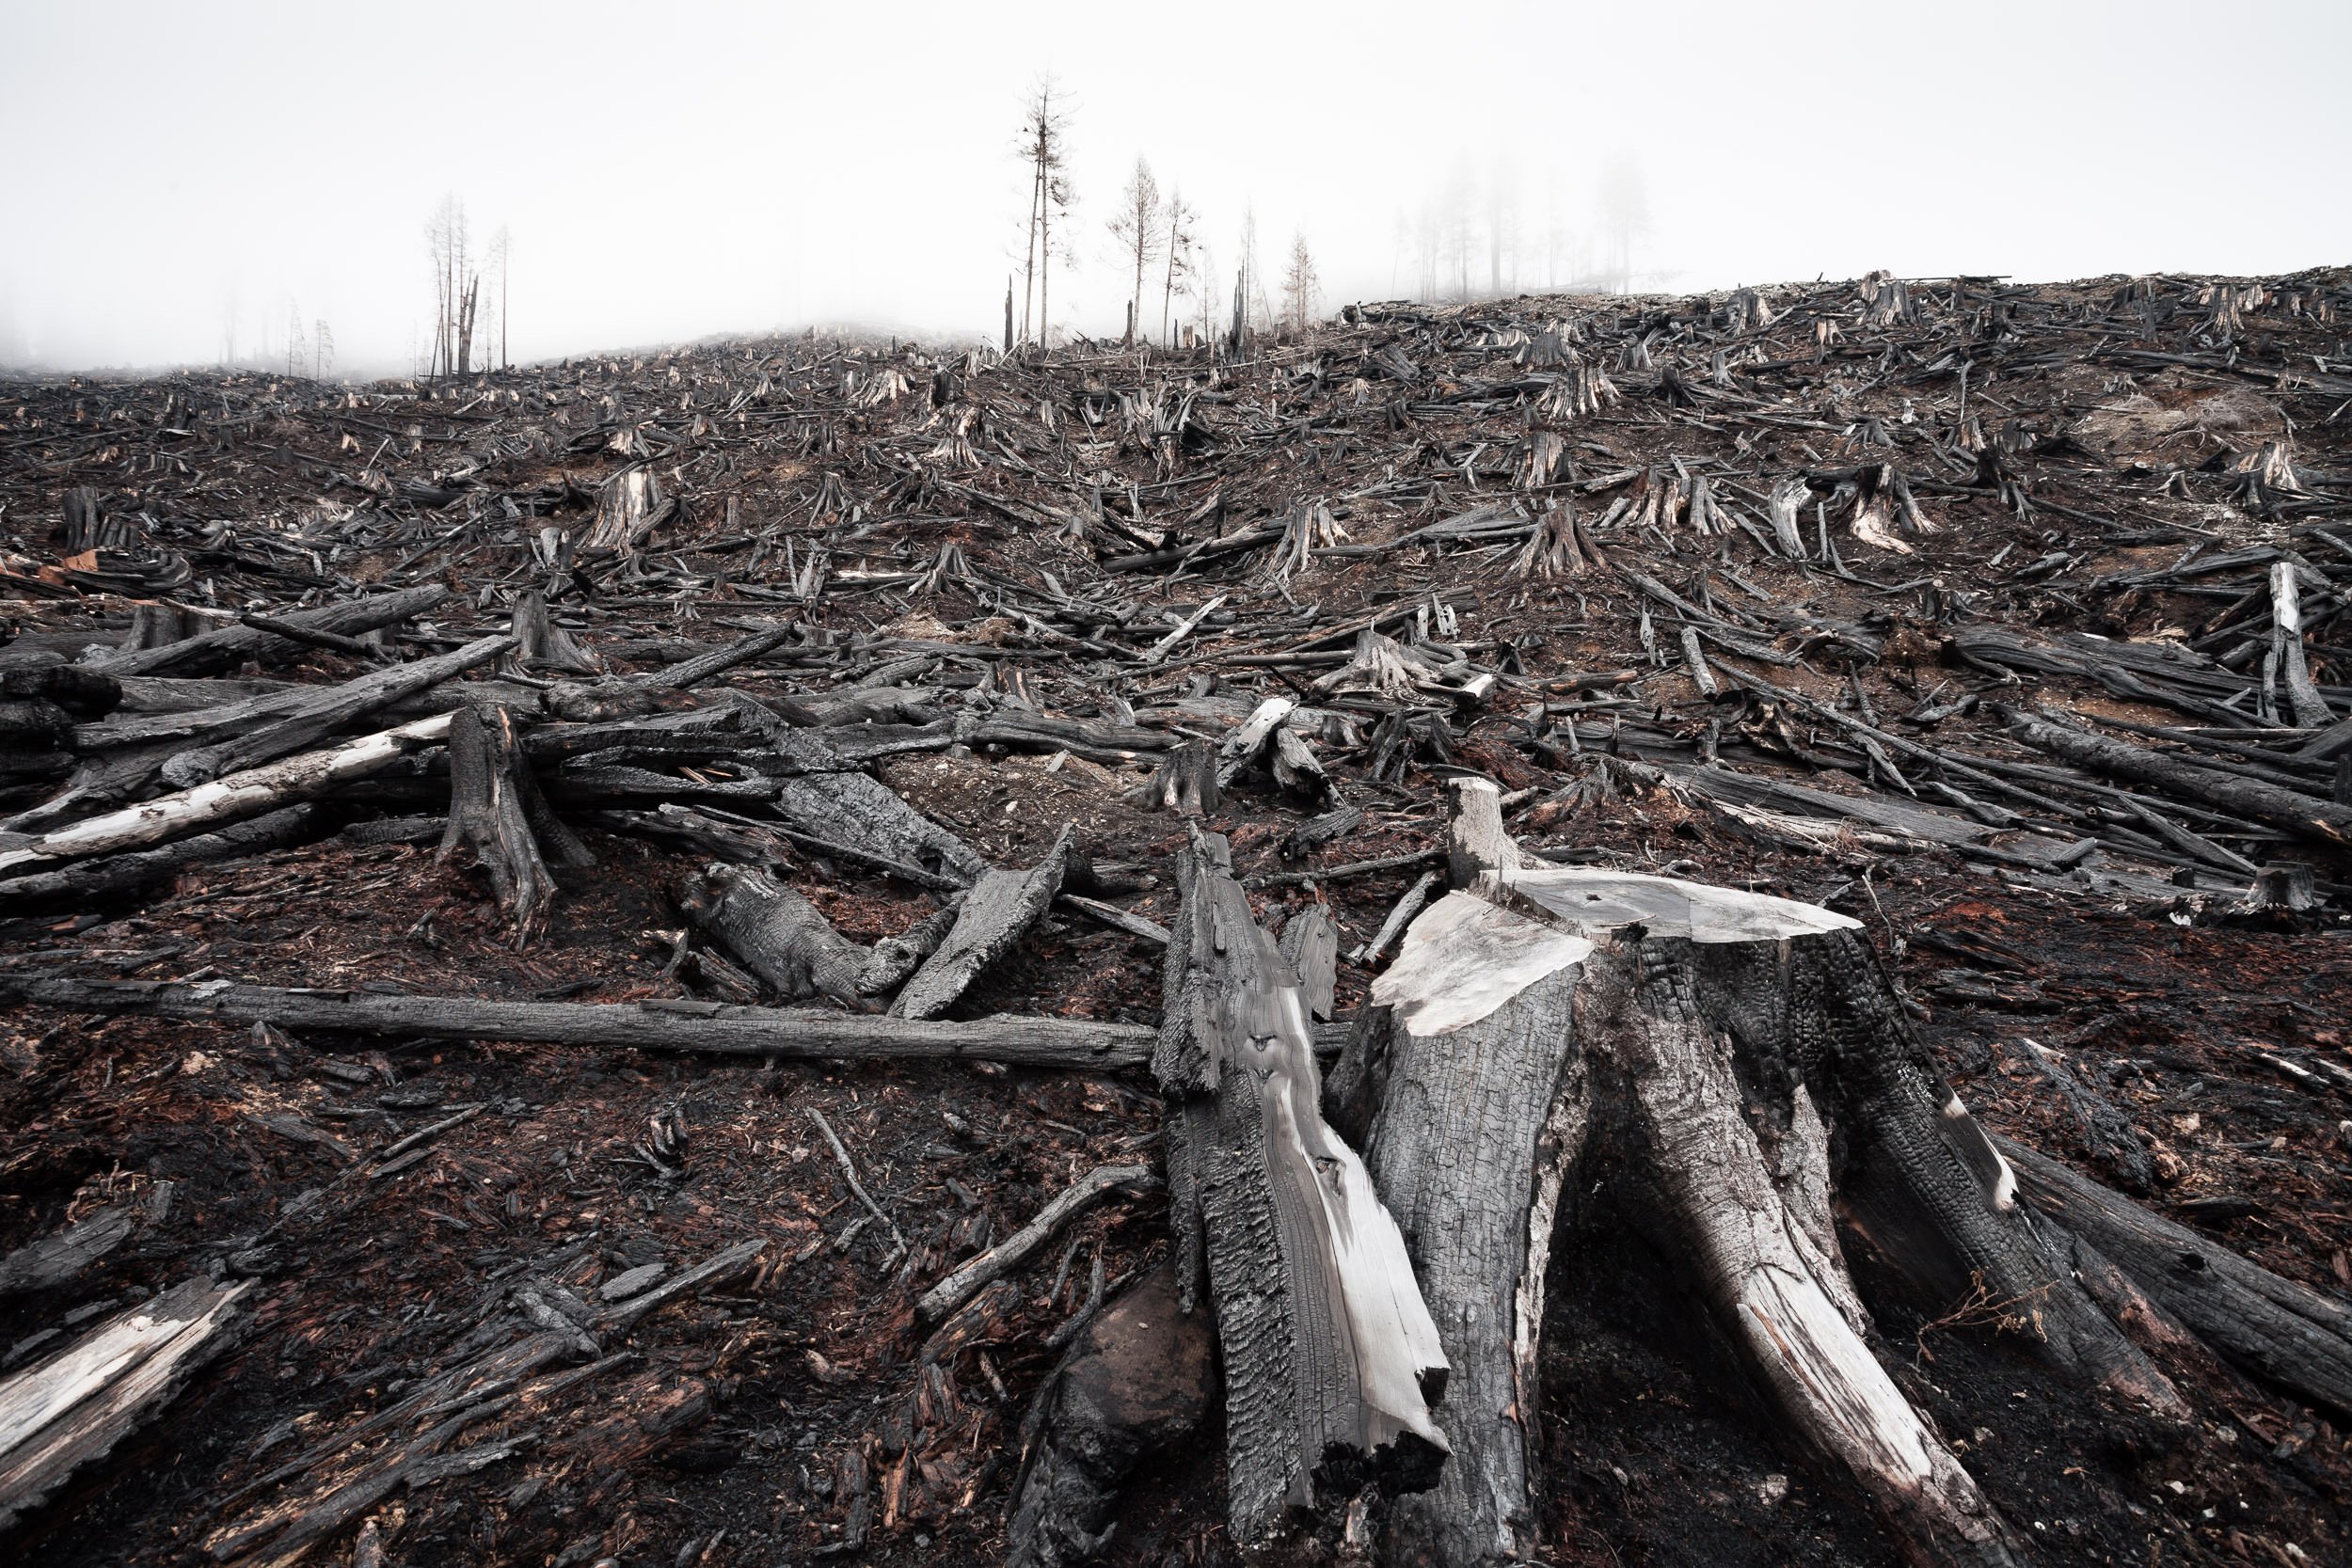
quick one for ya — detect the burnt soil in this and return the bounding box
[5,270,2351,1567]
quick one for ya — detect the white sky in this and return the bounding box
[4,0,2347,372]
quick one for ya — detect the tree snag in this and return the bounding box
[438,702,592,942]
[1156,827,1449,1549]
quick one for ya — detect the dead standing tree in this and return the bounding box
[1281,232,1320,336]
[1105,157,1163,349]
[1159,189,1198,347]
[1015,81,1073,349]
[425,194,483,380]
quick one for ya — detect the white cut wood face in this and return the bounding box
[1503,867,1861,943]
[1214,953,1450,1458]
[1372,892,1590,1037]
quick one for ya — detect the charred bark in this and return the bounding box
[682,862,869,1006]
[892,826,1075,1020]
[437,703,592,942]
[1156,828,1448,1549]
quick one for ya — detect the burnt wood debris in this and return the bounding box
[2,270,2350,1568]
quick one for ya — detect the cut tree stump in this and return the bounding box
[438,702,593,942]
[1312,784,2202,1567]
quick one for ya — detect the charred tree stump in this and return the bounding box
[1320,784,2199,1568]
[507,588,601,675]
[438,703,592,942]
[1156,828,1449,1549]
[1133,739,1221,816]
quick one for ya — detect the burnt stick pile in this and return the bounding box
[3,270,2351,1568]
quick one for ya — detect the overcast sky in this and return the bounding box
[4,0,2347,374]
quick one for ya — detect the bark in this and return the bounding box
[892,826,1075,1020]
[1155,829,1448,1548]
[1337,895,1587,1567]
[728,704,986,884]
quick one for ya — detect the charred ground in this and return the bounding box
[2,270,2349,1567]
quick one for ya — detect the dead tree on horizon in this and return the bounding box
[1014,81,1073,349]
[1106,156,1164,349]
[425,196,489,380]
[1160,190,1198,348]
[487,225,511,372]
[1281,231,1320,335]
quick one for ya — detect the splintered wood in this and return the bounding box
[1154,830,1447,1544]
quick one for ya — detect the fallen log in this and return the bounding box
[0,804,322,910]
[158,633,516,789]
[682,861,870,1006]
[0,1275,254,1535]
[86,585,448,678]
[0,714,455,879]
[1999,1136,2352,1418]
[0,974,1158,1069]
[2005,709,2352,847]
